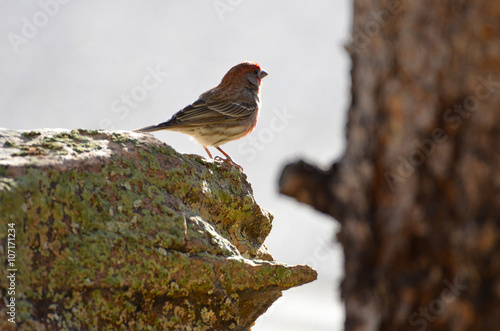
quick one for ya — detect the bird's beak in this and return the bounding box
[259,70,268,79]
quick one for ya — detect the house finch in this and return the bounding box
[134,61,268,167]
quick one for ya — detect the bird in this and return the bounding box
[134,61,268,167]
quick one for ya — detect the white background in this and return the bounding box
[1,1,351,330]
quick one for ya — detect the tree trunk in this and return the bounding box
[279,1,500,330]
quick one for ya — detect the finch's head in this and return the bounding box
[220,62,268,89]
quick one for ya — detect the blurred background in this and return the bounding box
[0,1,350,329]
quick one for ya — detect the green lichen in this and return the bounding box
[21,131,41,139]
[4,140,16,148]
[6,129,103,157]
[47,130,103,154]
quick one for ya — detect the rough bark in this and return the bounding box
[0,129,317,330]
[279,1,500,330]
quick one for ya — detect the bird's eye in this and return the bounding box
[254,69,259,75]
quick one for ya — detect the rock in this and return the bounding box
[0,129,317,330]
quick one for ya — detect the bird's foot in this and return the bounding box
[213,147,243,169]
[214,156,243,170]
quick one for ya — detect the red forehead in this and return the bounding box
[233,61,261,72]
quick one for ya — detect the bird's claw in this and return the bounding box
[214,156,243,170]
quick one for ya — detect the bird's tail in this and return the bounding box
[133,122,171,133]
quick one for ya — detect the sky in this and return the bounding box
[1,1,351,329]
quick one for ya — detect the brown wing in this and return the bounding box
[134,97,256,133]
[170,97,256,126]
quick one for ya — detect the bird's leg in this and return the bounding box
[216,147,242,169]
[203,147,213,159]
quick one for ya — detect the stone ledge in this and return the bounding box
[0,129,317,330]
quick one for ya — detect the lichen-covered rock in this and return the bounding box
[0,129,317,330]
